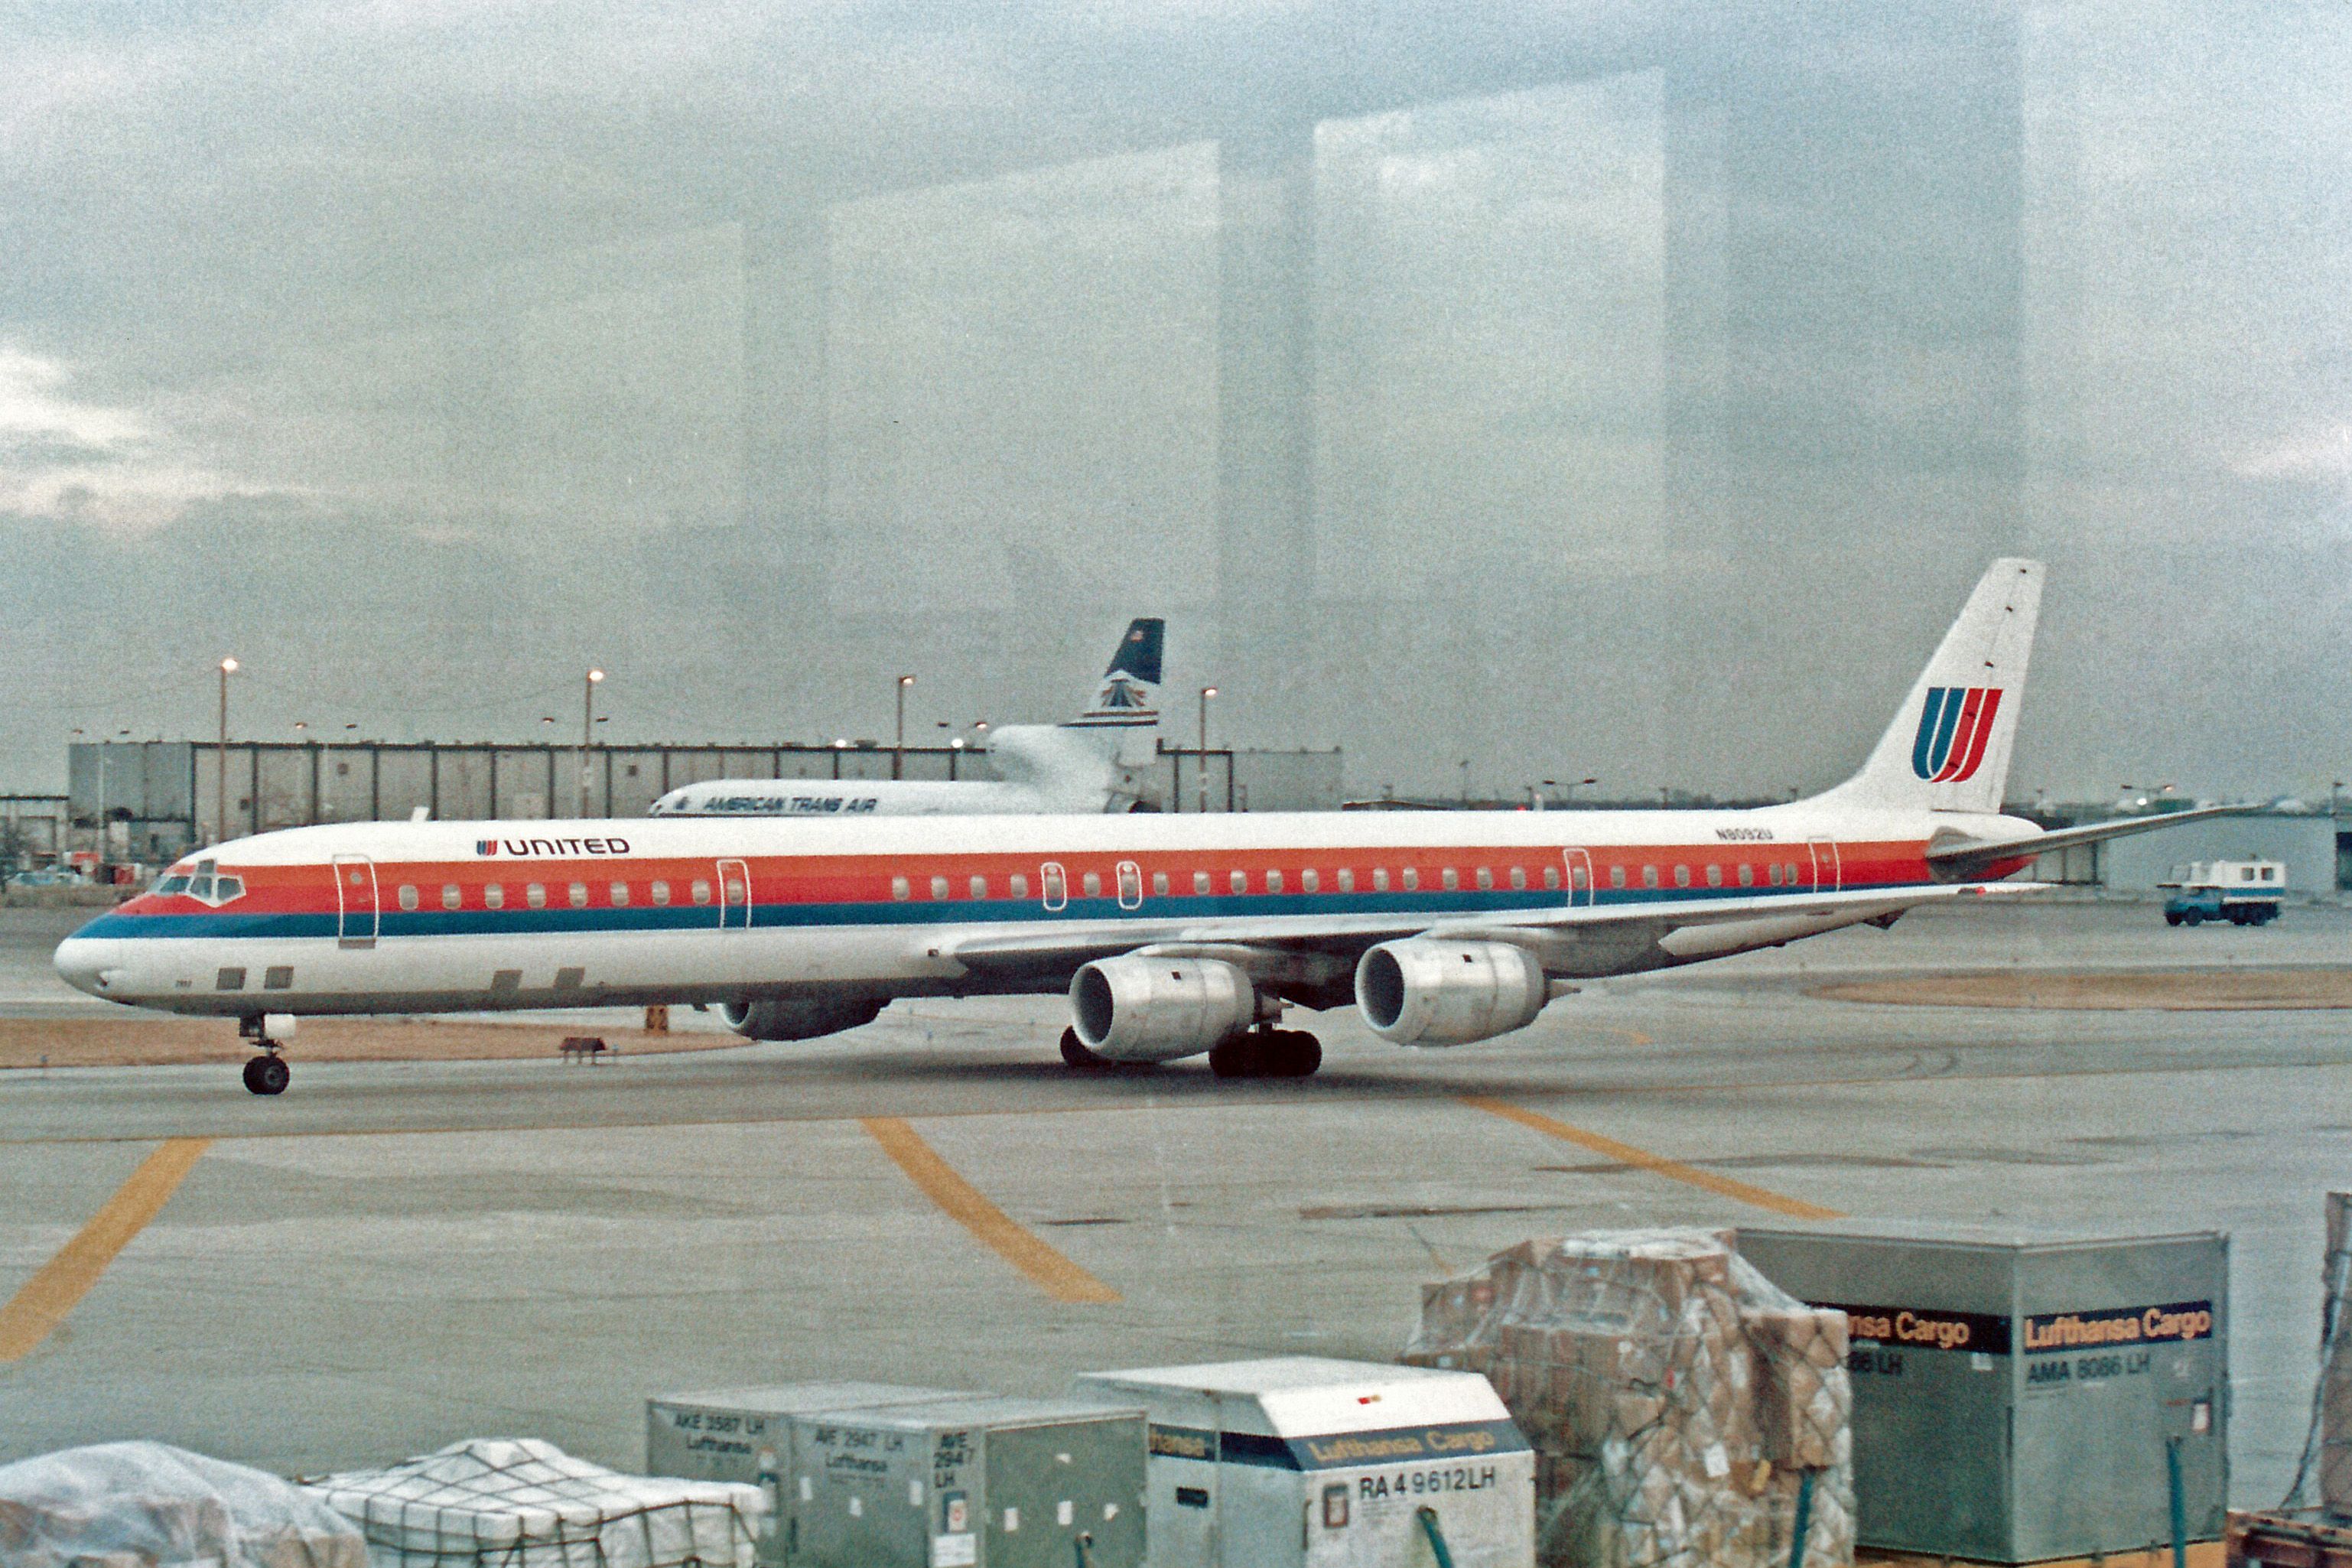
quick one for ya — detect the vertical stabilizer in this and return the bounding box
[1062,618,1164,762]
[1819,559,2042,815]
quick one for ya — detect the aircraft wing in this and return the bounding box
[943,880,2037,984]
[1924,802,2266,881]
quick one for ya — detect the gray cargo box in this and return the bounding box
[1739,1222,2227,1564]
[790,1394,1147,1568]
[1072,1357,1534,1568]
[647,1383,967,1565]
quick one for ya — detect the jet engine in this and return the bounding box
[1354,939,1550,1046]
[1070,955,1267,1062]
[722,996,884,1042]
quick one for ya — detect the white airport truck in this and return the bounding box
[2158,858,2285,926]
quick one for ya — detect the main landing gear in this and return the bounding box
[238,1014,294,1095]
[1209,1028,1322,1080]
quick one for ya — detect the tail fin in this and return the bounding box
[1062,618,1163,757]
[1819,559,2042,815]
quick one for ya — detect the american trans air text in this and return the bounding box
[55,559,2266,1094]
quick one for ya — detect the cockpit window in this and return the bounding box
[153,874,191,895]
[214,877,244,902]
[190,876,215,899]
[151,864,245,906]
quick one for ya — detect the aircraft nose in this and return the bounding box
[53,935,119,998]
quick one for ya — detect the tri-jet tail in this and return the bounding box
[1061,618,1164,761]
[1817,559,2042,815]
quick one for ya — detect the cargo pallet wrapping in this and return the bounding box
[1072,1355,1537,1568]
[303,1439,763,1568]
[0,1441,367,1568]
[1402,1229,1855,1568]
[646,1383,970,1566]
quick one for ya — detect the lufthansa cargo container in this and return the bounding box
[1737,1222,2227,1564]
[786,1394,1147,1568]
[1072,1356,1535,1568]
[646,1383,966,1565]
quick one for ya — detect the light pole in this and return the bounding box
[578,669,604,817]
[1197,687,1217,813]
[216,658,238,845]
[893,675,915,780]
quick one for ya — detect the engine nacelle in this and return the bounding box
[1070,955,1262,1062]
[1355,939,1550,1046]
[722,996,884,1042]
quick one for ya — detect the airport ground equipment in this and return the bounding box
[1071,1356,1535,1568]
[1738,1222,2228,1565]
[2159,860,2284,926]
[766,1394,1146,1568]
[1401,1231,1851,1568]
[647,1383,967,1566]
[306,1437,763,1568]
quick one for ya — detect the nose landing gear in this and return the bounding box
[237,1013,295,1095]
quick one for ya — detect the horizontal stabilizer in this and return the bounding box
[1926,802,2268,880]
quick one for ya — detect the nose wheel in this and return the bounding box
[242,1052,289,1096]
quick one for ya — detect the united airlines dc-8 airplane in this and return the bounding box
[57,561,2242,1095]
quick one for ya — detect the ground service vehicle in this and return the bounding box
[2161,859,2284,926]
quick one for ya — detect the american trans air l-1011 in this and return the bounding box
[56,561,2246,1095]
[646,617,1166,818]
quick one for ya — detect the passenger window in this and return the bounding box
[1082,871,1102,898]
[1337,868,1355,893]
[1643,866,1660,889]
[1572,864,1589,890]
[1768,863,1782,886]
[892,876,911,901]
[1230,870,1247,894]
[1510,867,1527,890]
[2263,867,2276,881]
[610,881,630,906]
[725,874,746,904]
[1267,869,1284,894]
[1706,864,1723,888]
[651,880,671,906]
[691,879,712,906]
[1152,872,1169,897]
[1608,866,1625,890]
[568,882,588,908]
[442,883,461,910]
[931,875,950,900]
[971,875,989,899]
[1787,862,1801,884]
[526,883,548,908]
[1475,867,1493,891]
[1674,866,1692,889]
[1043,866,1065,905]
[1373,869,1390,892]
[1442,868,1459,892]
[1010,873,1030,899]
[1738,864,1754,887]
[397,884,419,912]
[1402,868,1419,891]
[485,883,505,909]
[1301,869,1319,893]
[1195,871,1212,895]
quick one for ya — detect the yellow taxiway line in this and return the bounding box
[0,1137,213,1364]
[1461,1096,1845,1220]
[860,1117,1122,1305]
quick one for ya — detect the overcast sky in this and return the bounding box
[2,1,2347,805]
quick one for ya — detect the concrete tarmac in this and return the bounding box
[1,899,2347,1507]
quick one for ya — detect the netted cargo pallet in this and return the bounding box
[1406,1228,1856,1568]
[305,1439,763,1568]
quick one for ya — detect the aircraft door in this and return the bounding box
[717,858,752,929]
[1809,838,1842,894]
[1561,847,1594,909]
[1116,860,1143,910]
[333,854,378,949]
[1041,862,1068,912]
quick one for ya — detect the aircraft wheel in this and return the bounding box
[1208,1037,1259,1078]
[1059,1027,1110,1070]
[243,1054,289,1096]
[1269,1030,1322,1078]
